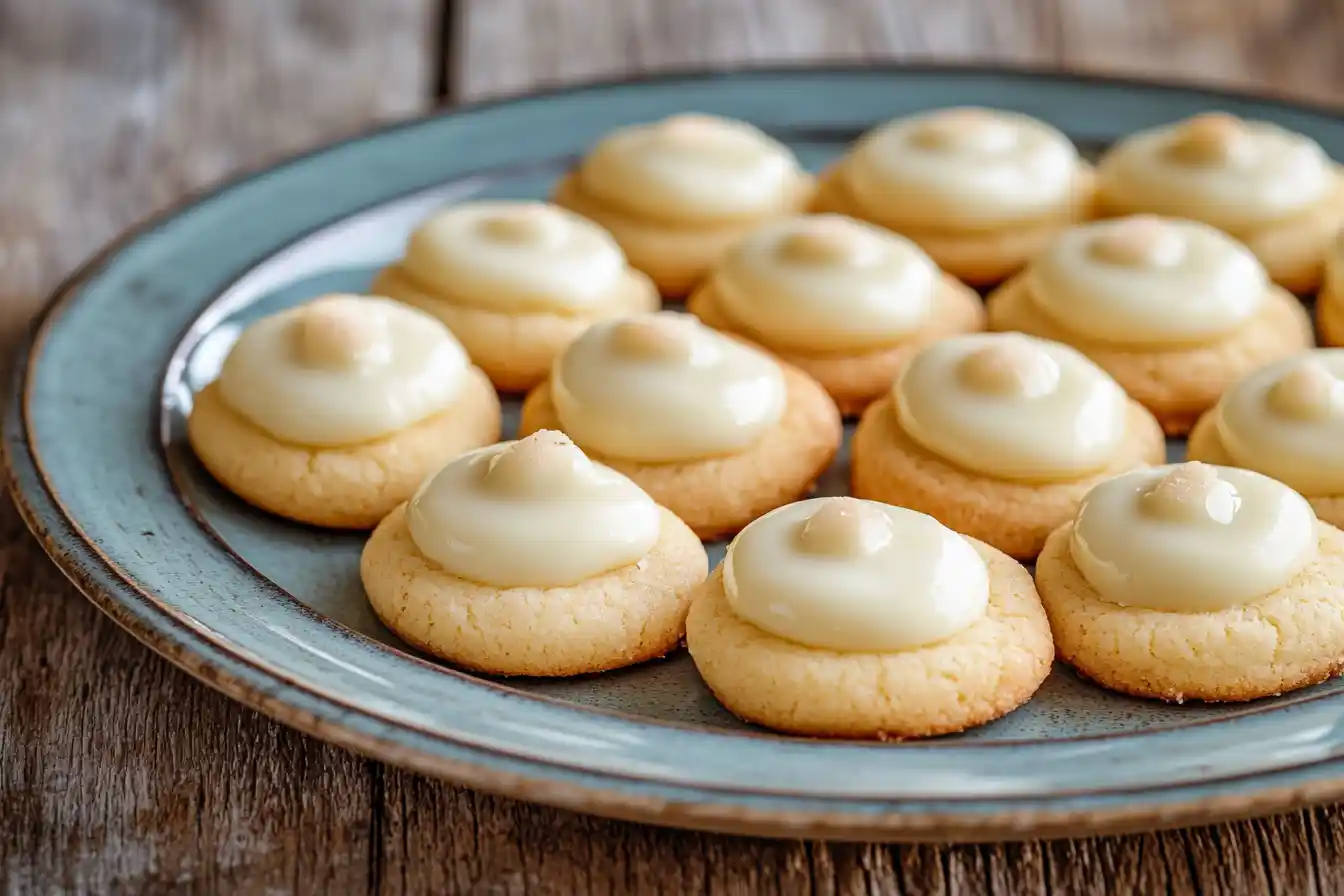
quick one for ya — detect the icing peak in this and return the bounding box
[1139,462,1239,524]
[1089,216,1185,267]
[1267,360,1343,422]
[909,107,1019,153]
[958,338,1061,398]
[777,216,882,266]
[1168,113,1247,165]
[653,114,774,163]
[659,113,733,141]
[796,498,894,558]
[476,203,566,244]
[482,430,594,498]
[607,314,697,362]
[293,295,391,370]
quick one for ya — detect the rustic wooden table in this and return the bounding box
[3,1,1343,892]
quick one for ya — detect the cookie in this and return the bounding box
[371,200,659,392]
[685,497,1054,738]
[551,113,814,298]
[686,214,985,416]
[518,313,842,541]
[986,216,1313,435]
[362,431,709,677]
[809,107,1095,286]
[1037,462,1344,702]
[1187,350,1344,529]
[1096,112,1344,293]
[851,333,1165,560]
[187,295,501,529]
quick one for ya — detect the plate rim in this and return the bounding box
[9,62,1344,842]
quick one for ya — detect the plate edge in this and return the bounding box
[8,62,1344,840]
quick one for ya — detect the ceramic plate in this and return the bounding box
[10,67,1344,843]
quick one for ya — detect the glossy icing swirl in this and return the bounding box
[895,333,1128,481]
[400,201,628,314]
[1215,350,1344,495]
[218,295,469,446]
[723,497,989,651]
[1099,113,1334,232]
[711,215,940,351]
[845,107,1081,229]
[577,114,805,223]
[406,431,661,588]
[1070,463,1318,611]
[1026,216,1267,345]
[552,314,787,462]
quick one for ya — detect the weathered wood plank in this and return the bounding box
[456,0,1344,106]
[0,0,434,891]
[1056,0,1344,105]
[7,0,1344,892]
[452,0,1064,100]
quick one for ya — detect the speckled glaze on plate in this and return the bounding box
[9,67,1344,843]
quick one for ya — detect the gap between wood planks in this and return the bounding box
[433,0,460,101]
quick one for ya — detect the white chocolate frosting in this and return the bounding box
[1070,462,1318,612]
[551,313,787,463]
[895,333,1129,481]
[1026,216,1267,345]
[711,215,940,352]
[1215,350,1344,495]
[845,107,1081,229]
[577,113,805,223]
[406,431,661,588]
[400,201,628,314]
[723,497,990,652]
[1099,113,1334,232]
[217,295,469,447]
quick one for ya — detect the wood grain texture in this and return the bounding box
[6,0,1344,893]
[452,0,1064,100]
[452,0,1344,104]
[0,0,433,891]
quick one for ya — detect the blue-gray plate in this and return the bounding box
[9,67,1344,842]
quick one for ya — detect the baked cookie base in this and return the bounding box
[1037,521,1344,703]
[362,505,708,677]
[552,171,815,299]
[370,264,659,392]
[1318,286,1344,347]
[986,276,1313,435]
[810,164,1097,287]
[1097,171,1344,295]
[186,371,501,529]
[685,540,1054,738]
[517,364,843,541]
[850,395,1165,560]
[686,275,986,417]
[1186,412,1344,530]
